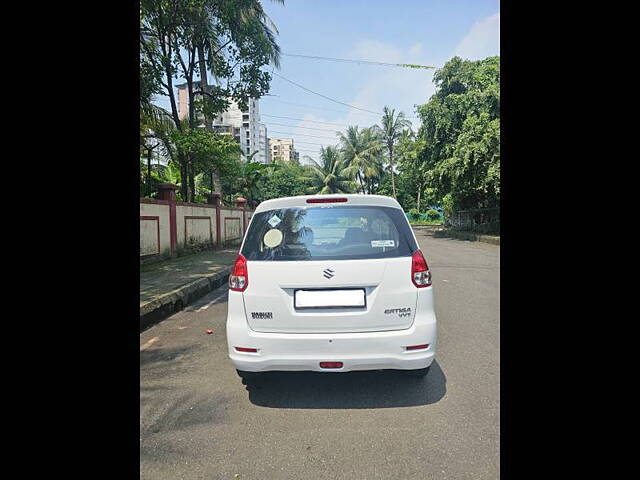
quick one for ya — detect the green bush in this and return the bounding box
[442,193,455,219]
[426,209,440,220]
[408,208,420,219]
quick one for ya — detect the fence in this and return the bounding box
[140,183,254,259]
[405,209,444,222]
[445,207,500,234]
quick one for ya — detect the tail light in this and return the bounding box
[229,254,248,292]
[411,250,432,288]
[405,344,429,351]
[235,347,257,353]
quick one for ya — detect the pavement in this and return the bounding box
[140,248,238,331]
[140,229,500,479]
[431,227,500,245]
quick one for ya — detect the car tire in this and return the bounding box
[403,366,431,378]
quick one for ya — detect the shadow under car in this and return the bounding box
[243,360,446,409]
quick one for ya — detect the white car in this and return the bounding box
[226,194,437,381]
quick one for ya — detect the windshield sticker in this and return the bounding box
[267,214,281,227]
[263,229,283,248]
[371,240,395,248]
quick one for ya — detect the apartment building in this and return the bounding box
[259,124,269,164]
[175,83,268,163]
[269,138,300,163]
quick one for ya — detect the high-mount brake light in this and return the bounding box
[229,254,248,292]
[306,197,348,204]
[319,362,343,368]
[411,250,432,288]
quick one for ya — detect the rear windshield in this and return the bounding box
[241,205,417,261]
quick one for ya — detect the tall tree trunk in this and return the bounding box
[197,44,223,196]
[163,63,189,201]
[189,162,195,202]
[179,158,188,201]
[416,185,421,213]
[147,147,152,197]
[389,147,396,199]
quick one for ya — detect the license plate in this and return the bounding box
[294,289,366,309]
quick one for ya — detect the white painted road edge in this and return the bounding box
[195,289,229,312]
[140,337,159,351]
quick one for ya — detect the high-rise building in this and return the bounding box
[269,138,299,164]
[259,124,270,164]
[175,83,268,163]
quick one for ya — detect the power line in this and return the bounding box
[295,144,326,150]
[291,140,330,147]
[265,121,341,133]
[269,142,333,151]
[271,71,382,115]
[263,97,380,117]
[269,130,338,141]
[268,139,329,147]
[261,114,350,127]
[282,53,436,70]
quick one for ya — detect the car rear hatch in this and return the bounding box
[243,257,416,333]
[238,201,420,334]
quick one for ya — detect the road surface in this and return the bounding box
[140,229,500,479]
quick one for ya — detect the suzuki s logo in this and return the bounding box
[323,268,335,279]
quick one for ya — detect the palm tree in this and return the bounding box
[153,161,182,195]
[337,126,384,194]
[140,104,179,196]
[375,106,412,198]
[304,146,358,194]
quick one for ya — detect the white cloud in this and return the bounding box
[454,12,500,60]
[288,13,501,160]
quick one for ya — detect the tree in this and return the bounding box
[140,0,282,201]
[337,126,384,194]
[374,106,412,199]
[304,146,358,194]
[260,163,311,200]
[416,56,500,211]
[140,103,181,197]
[393,129,435,212]
[240,157,281,207]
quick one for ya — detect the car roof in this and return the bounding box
[254,194,403,213]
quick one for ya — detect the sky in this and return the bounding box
[153,0,500,162]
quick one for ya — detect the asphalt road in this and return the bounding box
[140,229,500,479]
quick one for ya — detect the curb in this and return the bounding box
[410,225,443,230]
[433,229,500,245]
[140,266,231,332]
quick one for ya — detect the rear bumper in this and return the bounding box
[226,291,437,373]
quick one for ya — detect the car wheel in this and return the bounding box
[403,366,430,378]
